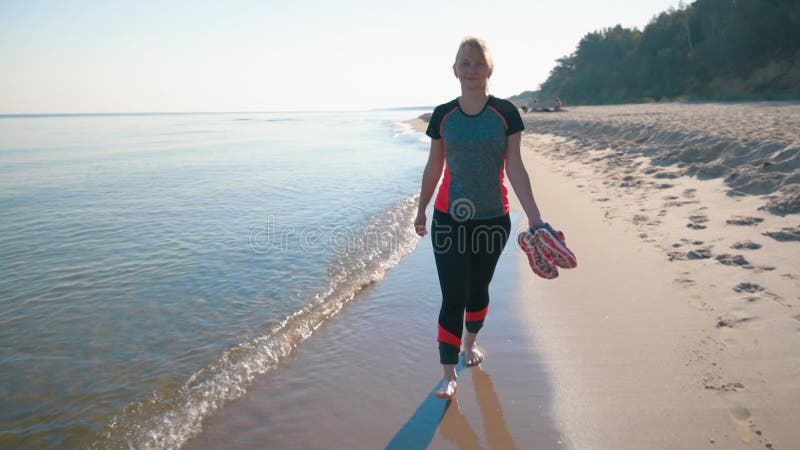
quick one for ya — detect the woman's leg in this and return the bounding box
[432,211,470,366]
[432,211,470,398]
[463,215,511,365]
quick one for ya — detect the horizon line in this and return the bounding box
[0,105,435,119]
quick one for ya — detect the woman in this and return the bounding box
[414,37,545,400]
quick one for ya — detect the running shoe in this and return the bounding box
[533,223,577,269]
[518,230,559,279]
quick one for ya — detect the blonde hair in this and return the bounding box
[455,37,494,71]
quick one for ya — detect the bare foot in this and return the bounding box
[464,344,484,367]
[436,379,458,400]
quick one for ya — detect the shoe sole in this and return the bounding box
[534,228,577,269]
[518,231,559,279]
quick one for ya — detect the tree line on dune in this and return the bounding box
[518,0,800,106]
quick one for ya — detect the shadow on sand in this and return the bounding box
[385,361,517,450]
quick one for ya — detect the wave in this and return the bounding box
[91,195,421,449]
[390,120,429,146]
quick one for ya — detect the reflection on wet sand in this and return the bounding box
[385,364,468,450]
[386,363,518,450]
[440,400,482,450]
[440,366,518,450]
[474,367,517,450]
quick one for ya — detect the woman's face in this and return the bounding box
[453,48,492,91]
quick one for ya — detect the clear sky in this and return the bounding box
[0,0,682,113]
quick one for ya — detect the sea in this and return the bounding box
[0,109,431,448]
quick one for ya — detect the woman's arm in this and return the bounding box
[414,138,445,236]
[505,132,544,229]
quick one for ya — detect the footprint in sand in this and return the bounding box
[653,171,681,179]
[716,313,754,328]
[726,216,764,226]
[680,238,705,245]
[687,214,709,230]
[734,282,765,293]
[762,225,800,242]
[667,251,687,261]
[730,405,751,421]
[734,285,786,306]
[731,241,762,250]
[728,404,756,444]
[720,382,745,392]
[664,198,699,208]
[667,248,712,261]
[716,254,753,269]
[689,295,713,311]
[688,248,713,260]
[727,404,773,448]
[675,270,695,285]
[632,214,661,227]
[704,379,745,392]
[683,188,697,198]
[619,175,641,188]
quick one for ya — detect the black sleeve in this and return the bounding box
[425,105,444,139]
[494,98,525,136]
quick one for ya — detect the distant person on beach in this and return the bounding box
[414,37,546,400]
[554,97,562,112]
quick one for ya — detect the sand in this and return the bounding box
[511,103,799,449]
[185,104,799,449]
[522,102,800,215]
[510,137,798,449]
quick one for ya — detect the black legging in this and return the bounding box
[432,210,511,364]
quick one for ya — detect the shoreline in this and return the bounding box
[185,104,799,449]
[185,209,566,449]
[406,117,428,134]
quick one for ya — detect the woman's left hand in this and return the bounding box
[414,211,428,236]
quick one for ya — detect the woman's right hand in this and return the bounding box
[414,211,427,236]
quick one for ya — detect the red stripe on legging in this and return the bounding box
[438,324,462,349]
[466,306,488,322]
